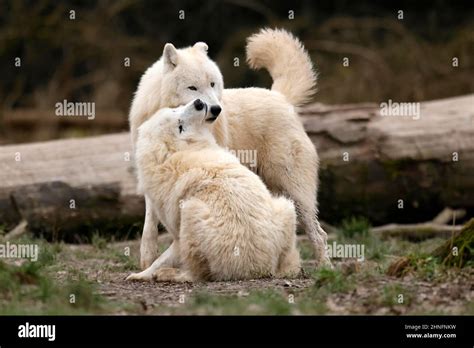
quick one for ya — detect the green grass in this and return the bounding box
[333,216,390,263]
[381,283,413,307]
[312,267,352,293]
[0,259,106,314]
[91,232,109,250]
[157,268,359,315]
[179,268,355,315]
[0,236,108,314]
[434,218,474,267]
[163,287,330,315]
[189,290,293,315]
[0,229,470,315]
[406,254,441,280]
[339,216,371,239]
[104,248,138,271]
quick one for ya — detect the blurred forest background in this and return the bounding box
[0,0,473,144]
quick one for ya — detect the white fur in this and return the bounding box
[129,28,330,270]
[126,101,301,282]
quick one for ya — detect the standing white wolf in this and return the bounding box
[127,99,301,282]
[129,28,330,269]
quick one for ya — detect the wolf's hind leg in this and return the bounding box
[277,244,302,278]
[279,173,330,267]
[273,197,302,278]
[152,268,194,282]
[178,199,214,281]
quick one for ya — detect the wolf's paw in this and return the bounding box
[126,271,153,282]
[153,268,194,283]
[322,256,334,269]
[318,250,334,269]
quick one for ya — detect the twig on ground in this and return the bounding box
[432,207,466,224]
[372,223,462,241]
[4,219,28,241]
[372,207,468,241]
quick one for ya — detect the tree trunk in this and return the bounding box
[0,94,473,238]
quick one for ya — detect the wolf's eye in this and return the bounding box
[188,86,197,91]
[179,125,184,133]
[210,82,215,87]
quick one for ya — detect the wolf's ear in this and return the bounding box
[194,42,208,55]
[163,43,178,69]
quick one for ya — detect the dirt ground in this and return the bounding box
[1,228,473,315]
[10,231,466,315]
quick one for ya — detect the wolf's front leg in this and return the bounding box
[127,241,180,281]
[140,195,160,269]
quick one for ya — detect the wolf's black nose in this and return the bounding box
[210,105,222,117]
[194,99,205,111]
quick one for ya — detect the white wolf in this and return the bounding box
[129,28,330,269]
[126,99,301,282]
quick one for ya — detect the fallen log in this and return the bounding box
[301,94,474,224]
[372,222,462,241]
[1,181,144,242]
[0,94,473,239]
[372,207,466,241]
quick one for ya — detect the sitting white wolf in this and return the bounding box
[130,28,330,269]
[126,99,301,282]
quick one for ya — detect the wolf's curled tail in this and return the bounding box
[246,28,317,107]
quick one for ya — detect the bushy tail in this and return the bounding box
[246,28,317,107]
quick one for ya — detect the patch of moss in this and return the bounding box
[433,218,474,267]
[387,252,443,280]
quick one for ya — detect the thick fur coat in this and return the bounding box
[129,28,330,270]
[127,100,301,282]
